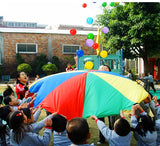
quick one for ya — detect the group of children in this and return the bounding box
[0,71,160,146]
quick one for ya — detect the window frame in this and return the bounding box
[62,44,81,54]
[16,43,38,54]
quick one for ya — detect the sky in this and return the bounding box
[0,0,159,27]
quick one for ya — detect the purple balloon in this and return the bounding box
[102,27,109,34]
[86,39,94,47]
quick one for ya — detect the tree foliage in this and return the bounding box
[17,63,32,73]
[42,64,58,75]
[96,2,160,72]
[31,54,48,75]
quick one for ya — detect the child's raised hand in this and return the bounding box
[52,112,57,117]
[120,110,124,118]
[91,115,98,121]
[19,103,28,109]
[153,95,158,105]
[45,118,52,127]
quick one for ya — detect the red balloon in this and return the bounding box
[82,3,87,8]
[92,43,99,49]
[70,29,77,35]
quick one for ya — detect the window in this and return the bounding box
[16,43,37,53]
[63,45,80,54]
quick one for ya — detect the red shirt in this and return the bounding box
[15,83,34,99]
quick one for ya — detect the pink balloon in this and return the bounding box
[86,39,94,47]
[102,27,109,34]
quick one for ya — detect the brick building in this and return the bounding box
[0,27,98,76]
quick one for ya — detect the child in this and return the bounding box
[0,105,14,145]
[91,110,131,146]
[3,95,35,110]
[9,110,53,145]
[20,106,41,124]
[15,72,34,100]
[66,64,74,72]
[35,74,40,81]
[131,104,157,146]
[151,95,160,145]
[66,117,94,146]
[52,114,72,146]
[3,85,15,97]
[148,72,156,93]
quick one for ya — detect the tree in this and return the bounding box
[31,54,48,75]
[17,63,32,74]
[95,2,160,73]
[42,64,58,75]
[16,53,25,65]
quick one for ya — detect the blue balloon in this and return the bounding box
[77,50,84,57]
[86,17,93,24]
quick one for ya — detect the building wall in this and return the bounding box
[0,32,97,75]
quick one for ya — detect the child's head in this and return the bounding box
[20,108,34,124]
[3,85,14,97]
[114,118,131,136]
[103,65,111,72]
[16,72,28,84]
[67,64,71,69]
[66,117,90,145]
[136,115,155,136]
[36,74,39,79]
[8,110,27,144]
[51,114,67,133]
[0,105,13,122]
[4,95,19,106]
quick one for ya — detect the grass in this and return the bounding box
[0,85,137,146]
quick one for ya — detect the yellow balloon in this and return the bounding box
[115,2,119,4]
[100,50,108,58]
[85,61,93,69]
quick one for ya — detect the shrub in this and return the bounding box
[52,56,60,71]
[17,63,32,74]
[42,64,58,75]
[16,53,25,65]
[31,54,48,75]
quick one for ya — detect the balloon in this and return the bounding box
[70,29,77,35]
[86,39,94,47]
[87,33,94,40]
[110,2,115,7]
[85,61,93,69]
[102,2,107,7]
[102,27,109,34]
[86,17,93,24]
[100,50,108,58]
[115,2,119,4]
[92,43,99,49]
[82,3,87,8]
[76,50,84,57]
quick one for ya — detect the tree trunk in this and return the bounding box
[142,46,149,74]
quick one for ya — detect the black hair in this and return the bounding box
[3,85,14,97]
[51,114,67,133]
[16,72,21,84]
[3,96,11,105]
[134,115,155,136]
[67,117,89,145]
[114,118,131,136]
[104,65,111,72]
[0,95,3,104]
[0,105,12,123]
[20,108,31,119]
[0,124,7,145]
[8,111,25,144]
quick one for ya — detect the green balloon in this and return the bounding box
[110,2,115,7]
[87,33,94,40]
[102,2,107,7]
